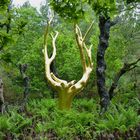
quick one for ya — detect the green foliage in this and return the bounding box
[74,98,98,112]
[105,26,127,84]
[0,0,12,50]
[0,112,32,139]
[0,31,13,49]
[96,104,140,133]
[0,97,139,139]
[0,2,139,139]
[55,29,83,81]
[0,0,10,11]
[50,0,87,21]
[9,111,32,134]
[18,37,48,94]
[1,4,45,95]
[88,0,117,17]
[50,0,118,21]
[0,115,11,132]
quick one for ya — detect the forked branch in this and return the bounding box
[74,24,93,71]
[83,20,94,42]
[44,18,94,106]
[50,31,59,63]
[69,23,93,95]
[109,58,140,99]
[75,24,87,72]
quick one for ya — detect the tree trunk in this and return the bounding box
[58,91,74,110]
[19,64,30,111]
[109,69,125,99]
[96,15,111,112]
[0,78,4,113]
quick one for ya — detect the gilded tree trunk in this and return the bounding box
[58,91,74,110]
[43,18,93,110]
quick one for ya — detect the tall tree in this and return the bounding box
[88,0,117,112]
[88,0,140,112]
[0,0,12,113]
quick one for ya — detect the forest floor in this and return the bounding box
[0,95,140,140]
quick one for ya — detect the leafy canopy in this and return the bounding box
[50,0,87,21]
[50,0,118,20]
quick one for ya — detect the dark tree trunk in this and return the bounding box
[19,64,30,111]
[0,78,4,114]
[96,9,139,113]
[109,68,126,99]
[96,15,111,112]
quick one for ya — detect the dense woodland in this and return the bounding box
[0,0,140,139]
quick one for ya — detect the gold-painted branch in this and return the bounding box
[75,24,87,72]
[50,31,59,63]
[43,18,94,110]
[44,17,61,91]
[51,73,67,84]
[70,67,92,95]
[83,44,93,67]
[83,20,94,42]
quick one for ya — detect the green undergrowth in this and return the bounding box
[0,95,140,139]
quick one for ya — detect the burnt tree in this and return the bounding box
[96,15,112,113]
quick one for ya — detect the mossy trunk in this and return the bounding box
[58,91,74,110]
